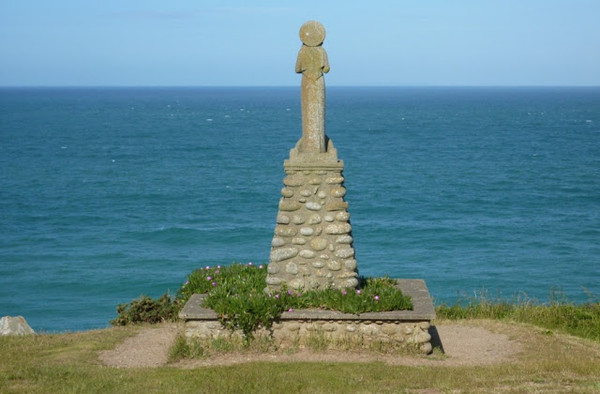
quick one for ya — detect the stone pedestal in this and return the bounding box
[180,279,437,355]
[266,140,359,292]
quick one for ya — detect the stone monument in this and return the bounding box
[180,21,436,353]
[266,21,359,292]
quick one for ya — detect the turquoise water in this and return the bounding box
[1,87,599,332]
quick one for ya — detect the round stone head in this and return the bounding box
[299,20,326,47]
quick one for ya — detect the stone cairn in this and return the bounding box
[266,21,359,292]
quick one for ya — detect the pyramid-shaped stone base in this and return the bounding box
[266,141,358,292]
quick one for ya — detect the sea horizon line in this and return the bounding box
[1,84,599,90]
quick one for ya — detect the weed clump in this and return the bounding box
[110,294,179,326]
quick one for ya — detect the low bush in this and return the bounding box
[110,294,179,326]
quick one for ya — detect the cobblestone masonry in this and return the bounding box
[266,141,359,292]
[184,319,433,354]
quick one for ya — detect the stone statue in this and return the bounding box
[296,20,330,153]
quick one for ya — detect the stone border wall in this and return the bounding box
[179,279,436,354]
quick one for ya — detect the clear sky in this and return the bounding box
[1,0,599,86]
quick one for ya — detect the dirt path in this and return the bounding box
[99,320,522,368]
[99,323,180,368]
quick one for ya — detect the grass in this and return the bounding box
[2,318,600,393]
[436,289,600,343]
[6,269,598,392]
[170,333,278,361]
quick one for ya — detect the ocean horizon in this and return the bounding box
[1,86,599,332]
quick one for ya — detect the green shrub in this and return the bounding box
[110,294,179,326]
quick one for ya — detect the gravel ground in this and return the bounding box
[99,321,521,368]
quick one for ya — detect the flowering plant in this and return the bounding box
[177,263,412,339]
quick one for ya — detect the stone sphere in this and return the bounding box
[299,20,325,47]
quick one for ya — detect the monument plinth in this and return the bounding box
[266,21,358,292]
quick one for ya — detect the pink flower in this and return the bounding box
[205,266,210,270]
[185,280,190,285]
[248,262,253,266]
[259,265,263,269]
[207,276,212,281]
[275,294,280,299]
[342,290,347,295]
[356,290,361,295]
[374,295,379,301]
[288,290,294,295]
[217,265,221,269]
[288,308,293,313]
[212,282,216,286]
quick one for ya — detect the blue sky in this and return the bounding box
[1,0,599,86]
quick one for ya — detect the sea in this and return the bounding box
[1,87,599,333]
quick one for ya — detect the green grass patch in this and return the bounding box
[436,289,600,342]
[169,334,279,361]
[2,322,600,393]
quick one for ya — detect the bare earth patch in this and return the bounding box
[99,320,521,368]
[99,323,180,368]
[426,323,520,366]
